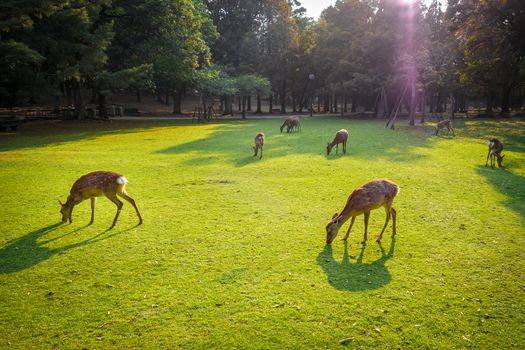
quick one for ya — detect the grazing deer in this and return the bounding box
[59,171,143,228]
[327,129,349,155]
[486,138,505,168]
[280,116,301,133]
[435,120,455,136]
[253,132,265,159]
[326,179,399,245]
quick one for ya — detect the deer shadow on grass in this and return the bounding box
[316,239,395,292]
[0,222,137,274]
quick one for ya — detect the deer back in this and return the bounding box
[70,171,124,200]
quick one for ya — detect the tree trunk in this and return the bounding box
[486,92,494,113]
[420,89,426,123]
[409,80,416,126]
[66,81,72,107]
[165,92,170,106]
[98,92,108,120]
[292,94,297,112]
[256,95,262,113]
[501,86,511,114]
[344,94,348,113]
[224,96,233,115]
[73,80,85,120]
[280,80,286,113]
[269,94,273,113]
[136,89,141,102]
[247,96,251,111]
[172,91,182,114]
[351,95,357,113]
[242,96,246,119]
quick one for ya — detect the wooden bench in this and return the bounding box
[0,116,23,131]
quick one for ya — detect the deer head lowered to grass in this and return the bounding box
[327,129,348,156]
[59,171,143,229]
[485,138,505,168]
[280,116,301,133]
[326,179,399,245]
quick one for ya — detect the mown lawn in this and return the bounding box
[0,117,524,349]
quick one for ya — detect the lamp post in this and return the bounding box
[308,73,315,117]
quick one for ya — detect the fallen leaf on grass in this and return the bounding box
[339,337,353,344]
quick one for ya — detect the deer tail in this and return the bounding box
[116,176,128,185]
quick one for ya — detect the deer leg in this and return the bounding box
[377,207,391,242]
[253,146,257,157]
[89,197,96,225]
[343,142,346,154]
[336,144,339,154]
[485,149,491,167]
[391,208,397,237]
[362,211,370,245]
[450,127,455,136]
[118,191,143,225]
[106,194,123,229]
[260,146,263,159]
[343,216,356,241]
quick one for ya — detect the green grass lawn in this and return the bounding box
[0,117,524,349]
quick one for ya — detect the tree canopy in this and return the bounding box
[1,0,524,117]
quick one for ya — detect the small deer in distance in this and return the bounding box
[326,179,400,245]
[327,129,349,155]
[280,116,301,133]
[486,138,505,168]
[435,120,455,136]
[253,132,265,159]
[59,171,143,228]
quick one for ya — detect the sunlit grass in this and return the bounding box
[0,117,524,349]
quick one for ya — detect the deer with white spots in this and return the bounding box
[59,171,143,228]
[326,179,399,245]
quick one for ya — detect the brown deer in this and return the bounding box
[327,129,349,155]
[280,116,301,133]
[435,120,455,136]
[326,179,399,245]
[253,132,265,158]
[486,138,505,168]
[59,171,143,228]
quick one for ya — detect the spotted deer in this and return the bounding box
[486,138,505,168]
[435,120,455,136]
[253,132,265,159]
[327,129,349,155]
[59,171,143,228]
[326,179,399,245]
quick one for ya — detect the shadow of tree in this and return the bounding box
[0,222,137,274]
[155,119,433,167]
[476,165,525,224]
[459,119,525,153]
[316,239,395,292]
[0,120,185,153]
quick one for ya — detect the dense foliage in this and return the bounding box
[1,0,524,116]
